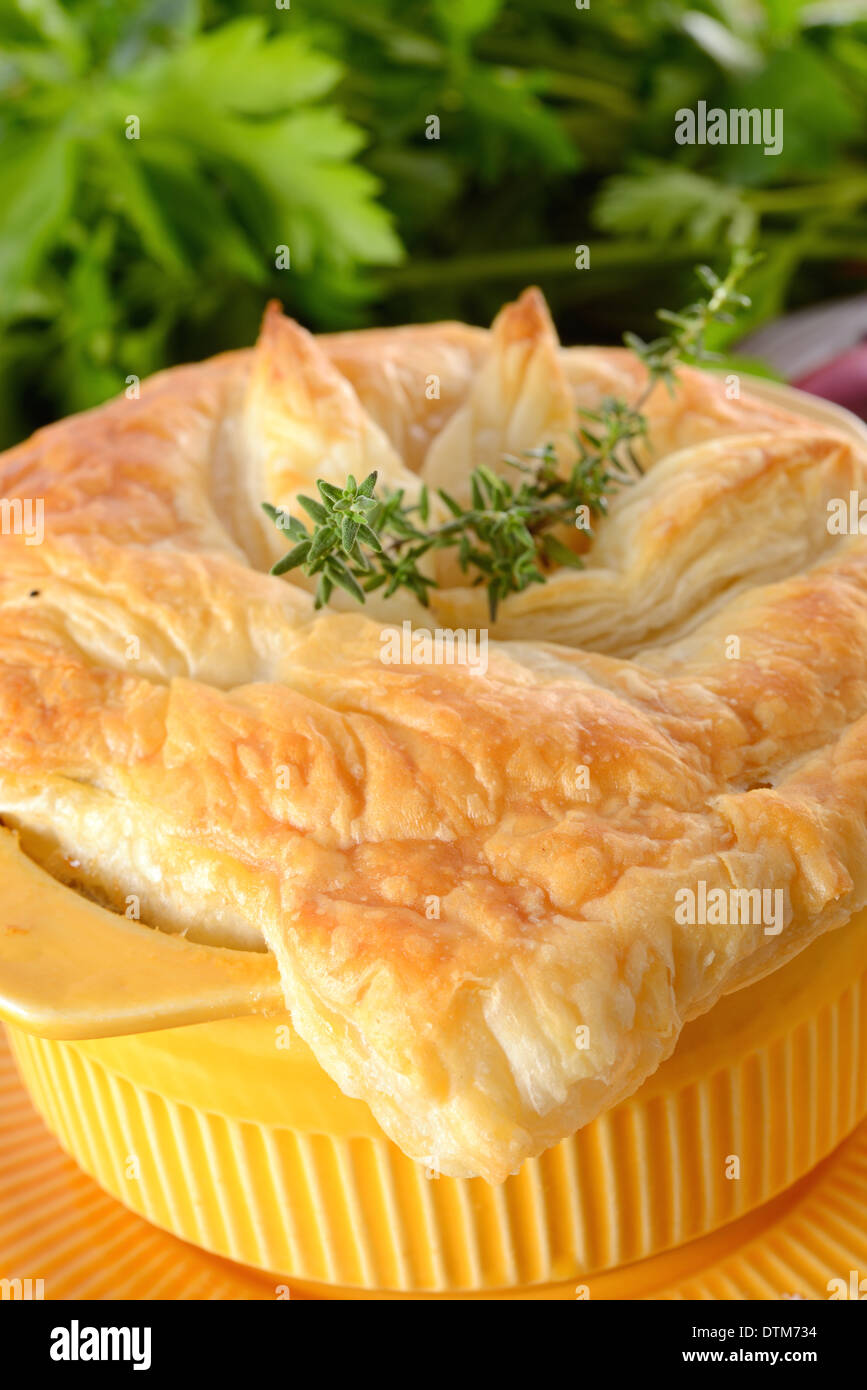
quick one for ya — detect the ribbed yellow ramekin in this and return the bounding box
[7,908,867,1297]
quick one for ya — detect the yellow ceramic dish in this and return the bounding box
[5,889,867,1297]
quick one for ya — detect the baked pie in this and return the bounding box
[1,289,866,1184]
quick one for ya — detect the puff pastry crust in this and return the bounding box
[2,290,867,1182]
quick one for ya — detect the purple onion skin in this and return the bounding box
[796,344,867,422]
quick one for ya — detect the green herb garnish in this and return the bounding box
[264,251,758,619]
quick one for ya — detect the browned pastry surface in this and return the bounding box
[1,290,865,1180]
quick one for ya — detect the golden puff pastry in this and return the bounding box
[1,289,867,1183]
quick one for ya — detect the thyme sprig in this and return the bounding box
[626,245,759,399]
[580,245,760,476]
[263,451,611,619]
[263,250,758,619]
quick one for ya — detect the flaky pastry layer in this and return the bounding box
[1,290,867,1180]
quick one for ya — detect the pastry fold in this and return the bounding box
[1,291,865,1181]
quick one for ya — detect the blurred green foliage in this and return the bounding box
[1,0,866,444]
